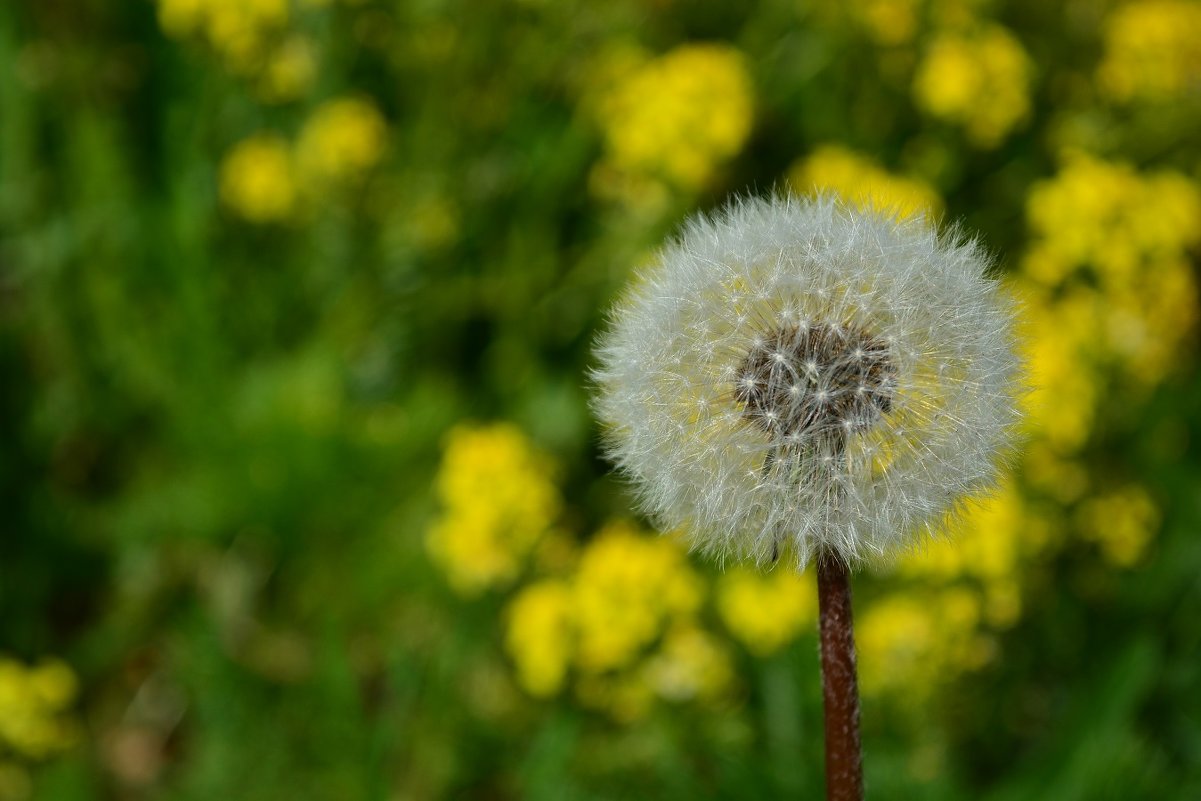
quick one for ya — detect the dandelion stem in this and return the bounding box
[817,552,864,801]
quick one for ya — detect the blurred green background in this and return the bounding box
[3,0,1201,798]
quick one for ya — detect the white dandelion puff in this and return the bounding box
[592,194,1022,569]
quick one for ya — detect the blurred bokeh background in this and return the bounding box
[2,0,1201,798]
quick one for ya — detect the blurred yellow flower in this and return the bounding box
[788,144,943,220]
[1076,485,1159,567]
[591,43,753,196]
[259,37,317,102]
[643,625,733,703]
[296,97,388,186]
[572,521,702,673]
[1098,0,1201,102]
[913,25,1032,147]
[0,657,79,762]
[219,134,298,223]
[157,0,288,69]
[505,580,573,697]
[716,567,816,656]
[502,519,723,718]
[1023,154,1201,385]
[901,480,1040,628]
[858,589,993,698]
[852,0,920,45]
[426,424,561,595]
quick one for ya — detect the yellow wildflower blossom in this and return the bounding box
[1076,485,1160,567]
[643,625,733,703]
[296,97,388,187]
[716,567,816,656]
[259,37,317,102]
[592,43,753,194]
[900,480,1041,628]
[574,671,656,723]
[503,520,719,718]
[852,0,920,45]
[1021,288,1101,454]
[572,521,702,672]
[0,657,79,761]
[219,134,297,223]
[1023,154,1201,386]
[426,424,561,595]
[156,0,288,69]
[913,25,1032,147]
[1098,1,1201,102]
[505,580,573,697]
[788,144,942,220]
[858,590,993,698]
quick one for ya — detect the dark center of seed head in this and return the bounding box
[734,322,896,444]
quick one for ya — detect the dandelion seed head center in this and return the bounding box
[734,321,895,440]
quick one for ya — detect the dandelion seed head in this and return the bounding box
[592,194,1022,569]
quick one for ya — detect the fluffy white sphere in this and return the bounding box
[593,194,1022,569]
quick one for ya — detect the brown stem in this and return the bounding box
[817,553,864,801]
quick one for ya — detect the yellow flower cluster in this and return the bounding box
[1075,485,1160,567]
[589,44,753,201]
[856,482,1043,698]
[849,152,1198,694]
[426,424,561,596]
[857,588,991,698]
[1097,1,1201,103]
[0,657,79,763]
[716,567,816,657]
[1007,153,1198,569]
[505,521,730,720]
[155,0,318,100]
[788,145,943,220]
[913,24,1032,147]
[1023,154,1200,410]
[219,97,388,223]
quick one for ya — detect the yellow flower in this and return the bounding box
[296,97,388,186]
[852,0,920,45]
[219,134,297,223]
[900,480,1041,627]
[857,590,993,699]
[643,625,733,703]
[1076,485,1159,567]
[1098,1,1201,102]
[259,37,317,102]
[788,145,943,220]
[716,567,816,656]
[913,25,1032,147]
[157,0,207,37]
[426,424,561,595]
[571,522,702,672]
[1022,154,1201,386]
[505,580,573,697]
[156,0,288,69]
[591,43,753,195]
[1020,288,1101,454]
[0,657,79,761]
[502,520,719,718]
